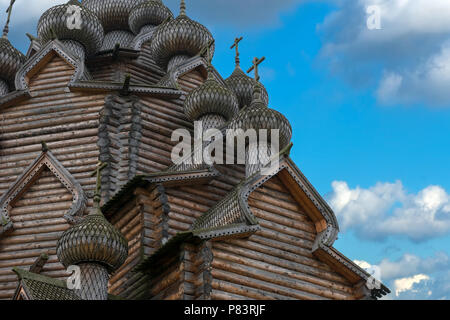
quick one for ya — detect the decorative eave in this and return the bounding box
[15,39,91,93]
[158,55,226,90]
[69,80,184,98]
[102,167,220,217]
[190,143,339,241]
[0,147,87,237]
[25,34,42,59]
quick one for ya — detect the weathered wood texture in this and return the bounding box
[108,187,164,299]
[0,168,72,299]
[164,164,245,237]
[0,54,105,299]
[210,175,357,300]
[178,68,206,93]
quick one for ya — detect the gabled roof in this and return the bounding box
[12,268,81,301]
[0,145,87,237]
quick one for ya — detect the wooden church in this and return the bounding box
[0,0,390,300]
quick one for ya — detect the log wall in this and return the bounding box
[0,168,73,299]
[0,54,105,299]
[209,175,357,300]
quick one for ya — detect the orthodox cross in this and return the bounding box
[91,161,108,209]
[3,0,16,38]
[247,56,265,82]
[230,36,243,66]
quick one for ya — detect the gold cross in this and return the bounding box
[230,37,243,66]
[247,56,265,82]
[91,161,108,208]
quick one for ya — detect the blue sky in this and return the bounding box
[2,0,449,299]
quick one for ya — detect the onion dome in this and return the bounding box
[150,0,214,70]
[0,1,26,94]
[129,0,173,35]
[230,85,292,149]
[184,66,239,123]
[225,66,269,110]
[37,0,104,57]
[82,0,146,33]
[57,213,128,272]
[0,38,25,92]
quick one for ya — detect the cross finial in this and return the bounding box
[230,37,243,67]
[247,56,265,82]
[3,0,16,39]
[91,161,108,209]
[180,0,186,16]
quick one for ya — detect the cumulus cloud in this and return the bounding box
[355,253,450,299]
[327,180,450,241]
[319,0,450,106]
[394,274,430,297]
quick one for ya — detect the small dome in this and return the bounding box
[184,67,239,122]
[0,38,25,88]
[150,7,214,70]
[38,0,104,56]
[57,213,128,273]
[83,0,146,33]
[129,0,173,35]
[225,66,269,109]
[230,85,292,149]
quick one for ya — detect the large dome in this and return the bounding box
[184,68,239,122]
[225,66,269,110]
[129,0,173,35]
[38,0,104,56]
[150,5,214,70]
[82,0,146,32]
[57,213,128,273]
[230,85,292,149]
[0,38,25,89]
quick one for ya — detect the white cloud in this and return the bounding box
[319,0,450,106]
[394,274,430,296]
[328,181,450,241]
[0,0,67,25]
[352,253,450,299]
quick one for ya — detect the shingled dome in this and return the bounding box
[225,66,269,110]
[0,37,25,92]
[37,0,104,57]
[57,213,128,273]
[150,1,214,70]
[129,0,173,35]
[184,67,239,122]
[82,0,146,32]
[230,85,292,149]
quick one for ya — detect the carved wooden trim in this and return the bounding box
[0,148,87,237]
[15,39,89,92]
